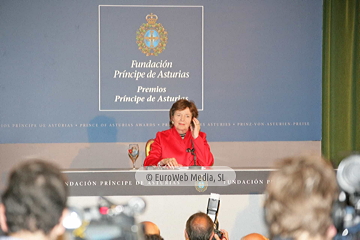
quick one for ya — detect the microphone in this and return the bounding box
[188,139,202,169]
[337,155,360,194]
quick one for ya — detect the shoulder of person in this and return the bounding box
[199,131,207,138]
[156,128,173,137]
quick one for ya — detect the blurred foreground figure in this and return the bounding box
[264,155,338,240]
[0,159,68,240]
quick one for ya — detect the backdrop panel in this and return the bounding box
[0,2,322,238]
[0,0,322,172]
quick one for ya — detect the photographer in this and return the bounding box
[264,155,338,240]
[185,212,228,240]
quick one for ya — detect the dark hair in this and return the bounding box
[1,159,68,234]
[185,212,213,240]
[169,99,198,128]
[144,234,164,240]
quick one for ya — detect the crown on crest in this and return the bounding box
[146,13,158,25]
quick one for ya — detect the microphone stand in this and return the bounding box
[188,139,202,169]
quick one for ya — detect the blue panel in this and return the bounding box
[0,0,322,143]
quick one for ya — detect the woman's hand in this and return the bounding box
[158,158,182,167]
[190,117,201,139]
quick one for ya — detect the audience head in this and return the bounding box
[264,155,338,240]
[0,159,68,239]
[241,233,268,240]
[169,99,198,128]
[141,221,161,235]
[185,212,214,240]
[144,234,164,240]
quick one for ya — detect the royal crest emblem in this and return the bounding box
[195,178,208,192]
[136,13,168,56]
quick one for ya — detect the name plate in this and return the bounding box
[62,168,273,196]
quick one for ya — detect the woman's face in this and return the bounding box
[171,107,192,134]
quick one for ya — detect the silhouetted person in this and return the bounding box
[264,155,338,240]
[0,159,68,240]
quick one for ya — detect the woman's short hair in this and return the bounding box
[169,99,198,128]
[264,155,338,239]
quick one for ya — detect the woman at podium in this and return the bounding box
[143,99,214,167]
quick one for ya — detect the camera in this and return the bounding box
[333,155,360,240]
[63,196,146,240]
[214,229,224,239]
[206,193,223,240]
